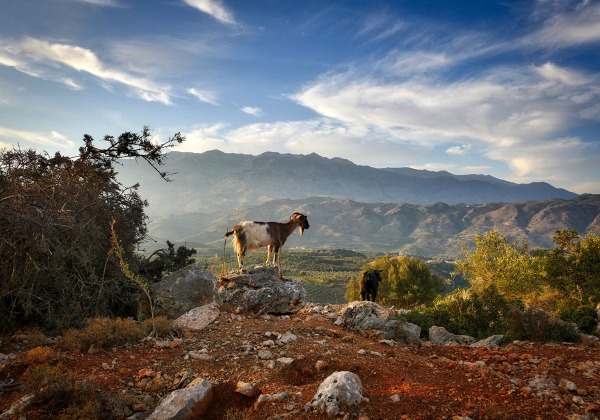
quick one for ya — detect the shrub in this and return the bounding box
[505,307,579,342]
[25,346,57,365]
[577,316,597,335]
[397,286,517,340]
[142,316,182,338]
[22,365,104,418]
[60,317,146,351]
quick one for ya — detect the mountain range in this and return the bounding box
[115,151,598,257]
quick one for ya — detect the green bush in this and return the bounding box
[398,286,517,339]
[577,316,597,334]
[505,307,579,342]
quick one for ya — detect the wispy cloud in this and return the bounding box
[0,37,172,104]
[0,126,74,149]
[183,0,235,25]
[66,0,122,6]
[241,106,263,116]
[524,1,600,47]
[188,88,219,105]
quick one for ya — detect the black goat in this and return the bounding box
[360,270,383,302]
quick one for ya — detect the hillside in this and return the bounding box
[2,308,599,419]
[145,194,600,258]
[116,150,576,216]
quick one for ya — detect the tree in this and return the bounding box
[345,255,443,308]
[140,241,197,282]
[545,229,600,308]
[0,127,184,333]
[454,230,545,300]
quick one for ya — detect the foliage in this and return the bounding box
[454,230,546,300]
[59,317,146,351]
[545,229,600,308]
[399,286,517,339]
[345,255,444,308]
[140,240,197,282]
[504,307,579,342]
[22,364,119,419]
[0,127,184,333]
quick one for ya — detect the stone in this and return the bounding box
[471,335,504,348]
[278,331,297,344]
[219,266,306,314]
[150,264,219,319]
[173,303,220,331]
[429,326,476,346]
[336,301,421,346]
[235,381,256,397]
[146,378,213,420]
[304,371,367,417]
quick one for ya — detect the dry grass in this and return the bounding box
[59,317,146,351]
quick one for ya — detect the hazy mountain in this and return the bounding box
[116,150,576,216]
[115,150,592,257]
[144,194,600,259]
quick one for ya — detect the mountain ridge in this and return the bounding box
[116,150,577,216]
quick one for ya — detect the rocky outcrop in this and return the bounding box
[150,265,219,319]
[146,378,213,420]
[335,301,421,346]
[218,266,306,314]
[304,371,366,417]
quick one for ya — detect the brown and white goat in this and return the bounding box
[224,212,309,278]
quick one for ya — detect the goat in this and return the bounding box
[224,212,309,279]
[360,270,383,302]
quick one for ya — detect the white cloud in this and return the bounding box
[0,37,172,104]
[446,144,472,156]
[0,126,74,149]
[188,88,219,105]
[525,1,600,47]
[241,106,263,116]
[67,0,122,6]
[183,0,235,25]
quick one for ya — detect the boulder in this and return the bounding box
[336,301,421,346]
[173,303,220,331]
[304,371,366,417]
[146,378,213,420]
[218,266,306,314]
[429,326,476,345]
[471,335,504,348]
[151,264,219,319]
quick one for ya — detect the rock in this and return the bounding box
[278,331,297,344]
[219,266,306,314]
[336,301,421,346]
[173,303,220,331]
[258,350,273,360]
[235,381,256,397]
[254,391,290,409]
[471,335,504,348]
[559,378,578,393]
[429,326,476,345]
[146,378,213,420]
[315,360,328,371]
[150,264,219,319]
[304,371,367,417]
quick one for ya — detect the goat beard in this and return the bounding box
[299,227,304,236]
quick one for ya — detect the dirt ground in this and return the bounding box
[1,307,599,419]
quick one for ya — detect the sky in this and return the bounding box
[1,0,599,194]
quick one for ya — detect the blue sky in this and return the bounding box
[1,0,599,194]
